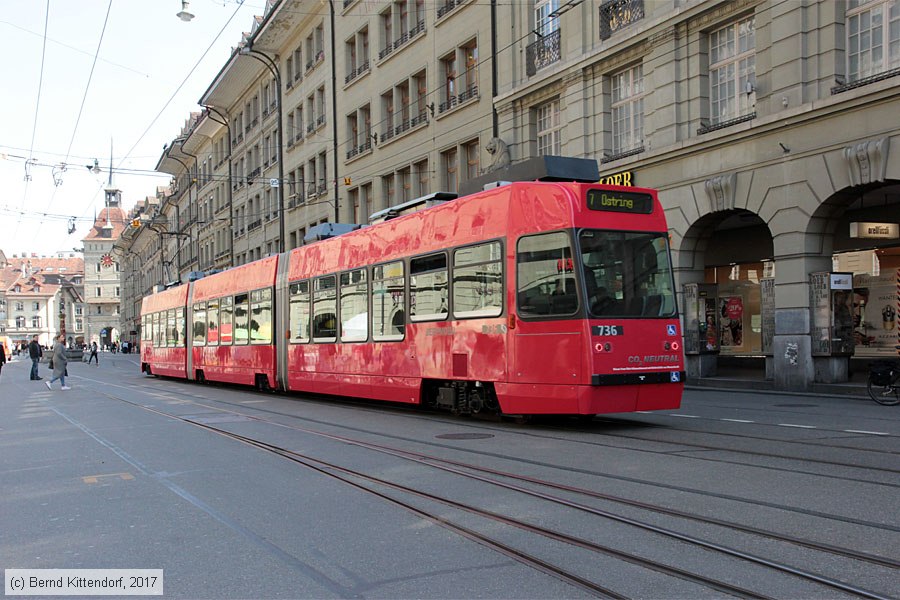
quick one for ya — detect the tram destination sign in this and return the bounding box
[586,189,653,214]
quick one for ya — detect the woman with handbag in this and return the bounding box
[45,334,70,391]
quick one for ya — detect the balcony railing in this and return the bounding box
[526,29,561,77]
[248,219,262,232]
[410,111,428,127]
[437,0,462,19]
[599,0,643,40]
[345,60,371,84]
[438,95,457,114]
[697,112,756,135]
[457,84,478,103]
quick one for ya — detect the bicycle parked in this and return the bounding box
[867,360,900,406]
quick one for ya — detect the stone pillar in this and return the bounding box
[772,243,832,391]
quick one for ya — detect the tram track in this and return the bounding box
[91,371,900,534]
[88,381,897,599]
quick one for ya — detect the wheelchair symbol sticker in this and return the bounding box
[666,325,677,336]
[670,371,681,383]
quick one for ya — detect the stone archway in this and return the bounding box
[676,207,773,377]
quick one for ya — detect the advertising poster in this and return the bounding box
[852,269,899,357]
[719,296,744,348]
[703,297,719,351]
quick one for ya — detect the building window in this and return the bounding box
[536,100,561,155]
[846,0,900,82]
[535,0,559,36]
[96,287,102,297]
[15,302,23,311]
[441,147,458,194]
[16,316,26,328]
[75,318,83,332]
[464,139,480,180]
[32,301,40,310]
[611,64,644,154]
[709,16,756,124]
[414,158,429,197]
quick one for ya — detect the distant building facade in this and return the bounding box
[0,250,85,350]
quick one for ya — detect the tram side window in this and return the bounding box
[313,275,337,341]
[340,269,368,342]
[250,288,273,344]
[289,281,311,343]
[373,261,405,341]
[220,297,234,345]
[453,241,503,318]
[234,293,250,345]
[153,313,161,348]
[207,299,220,346]
[410,253,448,322]
[193,302,207,346]
[516,232,578,317]
[167,309,177,348]
[177,308,186,347]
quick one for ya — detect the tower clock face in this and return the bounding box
[101,253,114,268]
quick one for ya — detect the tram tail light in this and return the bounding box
[595,342,612,353]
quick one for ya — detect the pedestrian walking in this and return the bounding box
[87,341,99,366]
[45,335,71,391]
[0,343,6,378]
[28,335,43,381]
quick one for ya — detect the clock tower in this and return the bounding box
[83,182,126,348]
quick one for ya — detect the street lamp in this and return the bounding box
[239,42,286,254]
[176,0,195,22]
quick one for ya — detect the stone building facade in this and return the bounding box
[117,0,900,390]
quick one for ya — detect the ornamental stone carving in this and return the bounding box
[704,172,737,213]
[844,137,890,186]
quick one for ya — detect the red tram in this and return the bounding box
[141,180,684,416]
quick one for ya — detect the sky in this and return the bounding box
[0,0,261,258]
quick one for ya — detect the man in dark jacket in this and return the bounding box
[28,335,43,380]
[0,343,6,378]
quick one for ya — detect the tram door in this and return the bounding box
[512,232,585,385]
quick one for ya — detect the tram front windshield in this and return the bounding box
[580,229,676,318]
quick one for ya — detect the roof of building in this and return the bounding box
[83,206,128,241]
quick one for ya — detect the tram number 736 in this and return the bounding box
[592,325,623,336]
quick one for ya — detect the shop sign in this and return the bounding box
[830,274,853,289]
[849,222,899,239]
[598,171,634,186]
